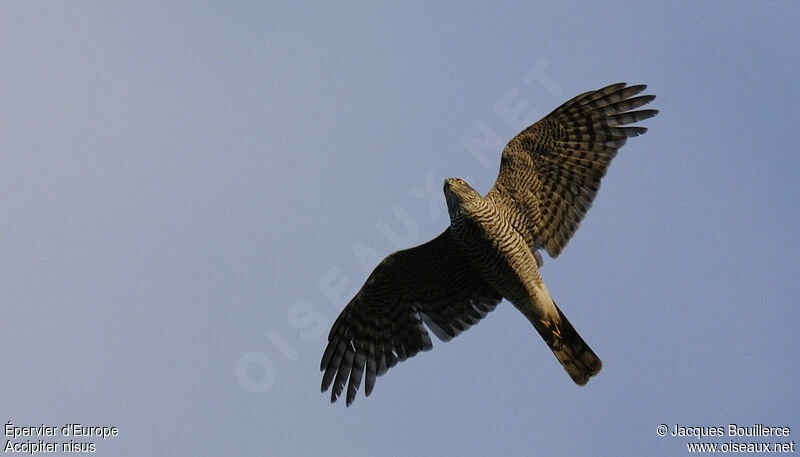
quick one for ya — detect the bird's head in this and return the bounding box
[443,178,481,221]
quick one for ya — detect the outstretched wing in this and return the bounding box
[321,229,501,406]
[487,82,658,258]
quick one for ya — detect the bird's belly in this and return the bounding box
[451,215,541,304]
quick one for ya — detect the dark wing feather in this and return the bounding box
[320,229,501,406]
[487,82,658,258]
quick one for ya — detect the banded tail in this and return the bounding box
[533,301,602,385]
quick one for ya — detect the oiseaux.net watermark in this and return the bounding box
[657,423,795,453]
[235,57,565,394]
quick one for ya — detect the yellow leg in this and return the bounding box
[540,317,562,338]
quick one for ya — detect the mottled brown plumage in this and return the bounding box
[321,83,658,405]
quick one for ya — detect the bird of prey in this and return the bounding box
[321,82,658,406]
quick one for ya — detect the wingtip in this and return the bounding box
[629,127,648,137]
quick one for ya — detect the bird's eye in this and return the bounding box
[456,179,465,185]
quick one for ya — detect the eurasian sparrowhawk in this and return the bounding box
[321,82,658,405]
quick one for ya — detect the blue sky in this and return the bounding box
[1,2,798,456]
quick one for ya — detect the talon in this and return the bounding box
[540,317,562,338]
